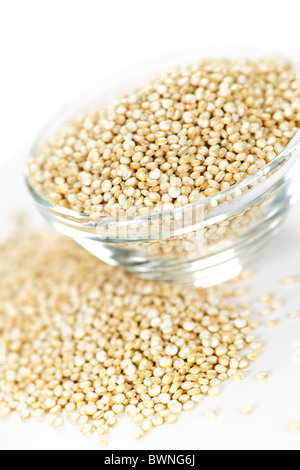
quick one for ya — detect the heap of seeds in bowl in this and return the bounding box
[28,57,300,217]
[0,232,260,440]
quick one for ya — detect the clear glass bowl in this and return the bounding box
[25,53,300,287]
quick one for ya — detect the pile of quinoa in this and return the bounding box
[0,232,261,440]
[28,57,300,217]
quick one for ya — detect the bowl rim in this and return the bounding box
[25,128,300,230]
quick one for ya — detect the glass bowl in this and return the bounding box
[25,54,300,287]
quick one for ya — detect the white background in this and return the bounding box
[1,0,300,450]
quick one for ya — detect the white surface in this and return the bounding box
[1,0,300,450]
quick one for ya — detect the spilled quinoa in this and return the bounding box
[0,232,261,440]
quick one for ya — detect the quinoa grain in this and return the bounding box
[256,372,268,381]
[242,406,254,416]
[287,421,300,433]
[283,277,297,286]
[204,410,218,419]
[288,311,299,320]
